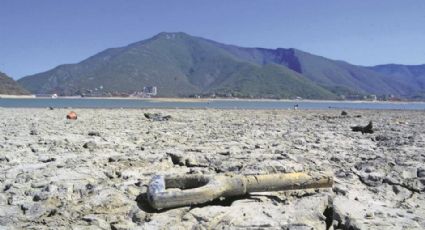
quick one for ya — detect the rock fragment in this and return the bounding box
[144,113,171,121]
[83,141,96,151]
[88,131,101,137]
[30,129,38,135]
[351,121,374,134]
[417,168,425,178]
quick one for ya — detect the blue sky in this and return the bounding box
[1,0,425,79]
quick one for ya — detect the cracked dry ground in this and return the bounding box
[0,108,424,229]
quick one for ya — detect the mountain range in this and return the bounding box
[16,32,425,99]
[0,72,30,95]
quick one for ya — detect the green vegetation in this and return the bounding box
[17,32,425,99]
[0,72,30,95]
[369,64,425,98]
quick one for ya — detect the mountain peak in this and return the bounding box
[153,32,191,40]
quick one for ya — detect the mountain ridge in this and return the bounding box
[18,32,425,99]
[0,71,30,95]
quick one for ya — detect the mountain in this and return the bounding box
[17,32,424,99]
[216,46,402,96]
[18,32,336,99]
[368,64,425,98]
[0,71,30,95]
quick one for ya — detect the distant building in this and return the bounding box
[143,86,157,96]
[368,95,377,101]
[35,94,58,98]
[130,91,145,98]
[345,94,364,100]
[130,86,158,98]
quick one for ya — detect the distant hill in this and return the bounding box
[17,32,425,99]
[217,46,404,96]
[368,64,425,99]
[0,72,30,95]
[18,33,336,99]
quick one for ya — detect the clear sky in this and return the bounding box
[1,0,425,79]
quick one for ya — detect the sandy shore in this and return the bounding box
[0,95,35,99]
[0,108,424,229]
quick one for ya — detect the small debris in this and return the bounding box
[0,156,9,162]
[341,111,348,116]
[110,220,136,230]
[218,151,230,156]
[365,212,374,219]
[167,152,185,166]
[66,111,77,120]
[39,156,56,163]
[144,113,171,121]
[31,181,49,189]
[351,121,373,134]
[3,184,12,191]
[33,193,48,202]
[131,211,146,224]
[30,130,38,135]
[88,131,101,137]
[83,141,96,151]
[108,156,118,162]
[417,168,425,178]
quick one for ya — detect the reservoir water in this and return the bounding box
[0,98,424,110]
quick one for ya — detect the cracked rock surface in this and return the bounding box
[0,108,424,229]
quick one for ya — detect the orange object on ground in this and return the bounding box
[66,111,77,120]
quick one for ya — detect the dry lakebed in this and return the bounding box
[0,108,424,229]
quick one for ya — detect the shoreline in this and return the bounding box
[1,95,424,104]
[1,97,425,111]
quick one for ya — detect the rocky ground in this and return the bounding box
[0,108,424,229]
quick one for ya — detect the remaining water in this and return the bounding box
[0,98,424,110]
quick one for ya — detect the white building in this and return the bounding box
[143,86,157,96]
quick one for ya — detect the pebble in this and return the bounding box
[30,130,38,135]
[110,220,136,230]
[31,181,49,189]
[83,141,97,151]
[365,212,374,219]
[417,168,425,178]
[88,131,101,137]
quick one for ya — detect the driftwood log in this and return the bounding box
[147,172,333,210]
